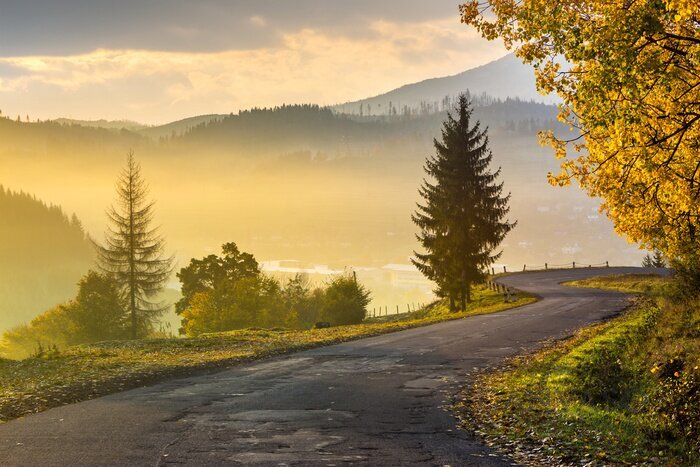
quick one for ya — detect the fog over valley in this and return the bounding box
[0,56,642,333]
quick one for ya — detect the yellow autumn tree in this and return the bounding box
[461,0,700,259]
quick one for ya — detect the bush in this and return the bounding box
[66,271,127,342]
[281,274,323,329]
[648,361,700,451]
[180,276,284,336]
[570,346,635,405]
[320,274,371,326]
[0,271,128,359]
[670,255,700,299]
[0,305,73,359]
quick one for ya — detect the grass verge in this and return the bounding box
[564,273,672,294]
[454,274,699,465]
[0,285,535,424]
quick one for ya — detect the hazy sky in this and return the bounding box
[0,1,507,124]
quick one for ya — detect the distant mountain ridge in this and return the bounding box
[333,54,556,115]
[51,118,147,131]
[42,54,551,135]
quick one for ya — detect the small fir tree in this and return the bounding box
[652,250,666,268]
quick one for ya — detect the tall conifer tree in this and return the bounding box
[97,152,173,339]
[413,94,515,311]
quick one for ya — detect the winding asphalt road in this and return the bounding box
[0,267,650,466]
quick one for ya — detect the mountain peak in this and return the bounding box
[334,54,555,115]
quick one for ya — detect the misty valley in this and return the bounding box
[0,63,641,336]
[1,2,699,464]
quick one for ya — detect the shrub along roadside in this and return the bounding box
[454,274,699,465]
[0,286,535,424]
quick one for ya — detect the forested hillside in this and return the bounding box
[0,100,636,271]
[172,99,561,156]
[0,98,641,330]
[0,187,93,331]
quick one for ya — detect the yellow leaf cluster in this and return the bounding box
[462,0,700,258]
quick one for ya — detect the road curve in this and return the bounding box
[0,267,649,466]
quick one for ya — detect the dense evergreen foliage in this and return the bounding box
[642,250,667,269]
[170,101,561,156]
[96,152,173,339]
[413,95,515,310]
[0,186,93,330]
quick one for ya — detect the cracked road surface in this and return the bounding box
[0,267,645,466]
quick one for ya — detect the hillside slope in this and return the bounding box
[0,187,93,332]
[334,54,557,115]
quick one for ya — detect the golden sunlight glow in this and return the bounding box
[0,19,506,123]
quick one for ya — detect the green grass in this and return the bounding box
[455,274,699,465]
[564,273,671,294]
[0,285,535,424]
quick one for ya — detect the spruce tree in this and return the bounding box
[96,152,173,339]
[413,94,515,311]
[652,250,666,268]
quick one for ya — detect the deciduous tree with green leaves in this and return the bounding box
[320,273,371,326]
[175,242,260,314]
[66,271,127,343]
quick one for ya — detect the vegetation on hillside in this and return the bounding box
[455,274,699,465]
[0,187,93,331]
[0,286,535,424]
[0,271,128,359]
[177,242,372,335]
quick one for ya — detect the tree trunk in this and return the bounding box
[130,286,136,340]
[460,269,468,311]
[128,164,137,340]
[449,296,456,312]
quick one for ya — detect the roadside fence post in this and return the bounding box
[545,263,548,270]
[606,261,609,268]
[503,265,507,273]
[573,261,576,269]
[523,264,526,271]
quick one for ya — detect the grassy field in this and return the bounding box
[455,274,699,465]
[564,273,672,294]
[0,285,535,424]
